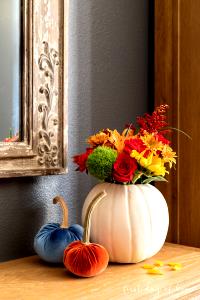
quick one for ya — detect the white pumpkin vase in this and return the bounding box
[82,182,169,263]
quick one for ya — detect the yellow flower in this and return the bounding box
[131,149,167,176]
[139,152,153,168]
[161,145,176,168]
[130,149,145,161]
[140,133,163,153]
[130,149,154,170]
[147,156,168,176]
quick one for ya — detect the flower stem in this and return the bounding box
[161,126,192,140]
[83,191,107,244]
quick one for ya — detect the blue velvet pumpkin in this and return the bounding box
[34,196,83,263]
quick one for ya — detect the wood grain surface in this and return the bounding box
[154,0,179,244]
[1,243,200,299]
[155,0,200,248]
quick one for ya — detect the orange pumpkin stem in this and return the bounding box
[83,191,107,244]
[53,196,68,228]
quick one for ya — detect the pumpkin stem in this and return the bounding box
[83,191,107,244]
[53,196,68,228]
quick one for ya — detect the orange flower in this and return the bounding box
[87,129,125,153]
[87,131,108,147]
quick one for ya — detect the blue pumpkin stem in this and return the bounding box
[83,191,107,244]
[53,196,68,228]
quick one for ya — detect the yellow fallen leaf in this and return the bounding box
[142,264,155,269]
[168,262,182,268]
[154,260,164,267]
[171,265,182,271]
[147,267,164,275]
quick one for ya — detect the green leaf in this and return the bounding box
[134,127,140,134]
[141,176,168,184]
[132,171,143,184]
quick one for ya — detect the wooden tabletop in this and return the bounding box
[0,243,200,300]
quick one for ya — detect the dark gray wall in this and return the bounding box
[0,0,148,262]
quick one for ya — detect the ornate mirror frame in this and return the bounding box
[0,0,68,178]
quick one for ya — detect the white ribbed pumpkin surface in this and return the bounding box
[82,183,169,263]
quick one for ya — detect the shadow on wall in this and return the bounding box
[0,176,74,261]
[0,0,148,262]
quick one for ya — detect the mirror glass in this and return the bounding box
[0,0,21,142]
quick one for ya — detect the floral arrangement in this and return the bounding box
[73,104,176,184]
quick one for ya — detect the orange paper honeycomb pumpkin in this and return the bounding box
[63,191,109,277]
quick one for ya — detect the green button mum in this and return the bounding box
[87,146,117,181]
